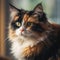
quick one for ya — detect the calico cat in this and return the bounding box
[8,3,60,60]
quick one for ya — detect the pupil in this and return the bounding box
[27,22,31,26]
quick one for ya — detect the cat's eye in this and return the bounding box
[15,22,21,27]
[27,22,33,26]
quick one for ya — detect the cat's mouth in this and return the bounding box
[15,28,46,41]
[18,31,46,44]
[21,31,35,37]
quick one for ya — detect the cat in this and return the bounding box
[8,3,60,60]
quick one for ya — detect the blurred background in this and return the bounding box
[10,0,60,24]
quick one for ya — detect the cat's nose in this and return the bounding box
[20,27,25,32]
[20,29,24,32]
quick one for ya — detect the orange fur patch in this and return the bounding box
[23,14,40,24]
[28,17,39,23]
[14,16,19,21]
[23,14,29,22]
[8,28,17,41]
[22,42,44,57]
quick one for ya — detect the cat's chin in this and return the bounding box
[15,32,37,41]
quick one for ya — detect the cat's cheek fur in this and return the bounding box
[15,28,21,36]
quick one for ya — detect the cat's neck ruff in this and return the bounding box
[10,35,46,60]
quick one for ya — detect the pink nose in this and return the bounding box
[20,29,24,32]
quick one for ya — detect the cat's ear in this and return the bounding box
[34,3,43,13]
[34,3,47,22]
[9,4,20,20]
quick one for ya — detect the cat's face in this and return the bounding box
[9,3,50,42]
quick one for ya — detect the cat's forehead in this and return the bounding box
[13,11,46,24]
[23,13,39,23]
[13,12,42,23]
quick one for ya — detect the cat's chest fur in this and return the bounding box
[11,36,45,60]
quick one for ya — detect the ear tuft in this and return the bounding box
[34,3,43,13]
[9,4,20,20]
[9,4,26,21]
[9,3,19,12]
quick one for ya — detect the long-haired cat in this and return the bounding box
[8,3,60,60]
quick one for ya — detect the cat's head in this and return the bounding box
[9,3,51,42]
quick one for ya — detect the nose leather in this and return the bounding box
[20,29,24,32]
